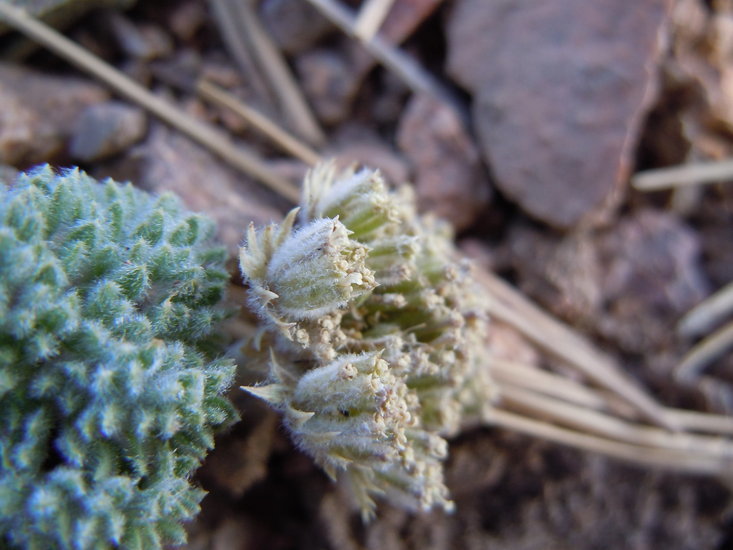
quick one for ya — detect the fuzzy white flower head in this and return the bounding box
[301,163,399,238]
[240,162,494,518]
[240,208,376,328]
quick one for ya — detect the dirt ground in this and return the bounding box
[2,1,733,548]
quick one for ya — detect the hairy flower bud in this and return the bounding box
[268,218,376,318]
[301,163,401,242]
[240,209,376,330]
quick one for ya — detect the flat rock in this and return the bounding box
[69,101,147,161]
[130,124,285,253]
[296,48,360,126]
[508,210,709,353]
[327,124,410,186]
[596,209,709,352]
[103,11,174,61]
[446,0,670,228]
[0,165,19,185]
[397,93,490,231]
[168,0,208,41]
[508,224,604,328]
[0,63,109,166]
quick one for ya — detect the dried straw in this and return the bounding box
[197,79,321,165]
[633,159,733,191]
[354,0,395,40]
[0,2,300,203]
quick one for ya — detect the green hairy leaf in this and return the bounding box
[0,166,236,549]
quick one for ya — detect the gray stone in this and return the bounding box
[296,49,360,126]
[69,101,147,162]
[132,124,284,254]
[0,63,109,166]
[596,209,709,353]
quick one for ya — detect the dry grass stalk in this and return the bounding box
[354,0,396,40]
[633,158,733,191]
[476,268,677,430]
[497,384,733,457]
[676,321,733,382]
[230,0,326,146]
[208,0,273,101]
[479,275,733,478]
[492,356,733,437]
[197,79,322,165]
[481,269,733,475]
[678,281,733,338]
[491,410,731,475]
[0,2,301,203]
[490,356,626,413]
[668,408,733,436]
[304,0,461,113]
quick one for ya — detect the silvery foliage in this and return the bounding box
[0,166,236,549]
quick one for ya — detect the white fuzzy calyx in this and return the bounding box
[240,208,376,331]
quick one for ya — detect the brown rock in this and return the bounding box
[103,11,173,61]
[69,101,147,161]
[327,125,410,186]
[131,124,284,254]
[508,209,709,353]
[296,48,361,126]
[397,93,489,231]
[370,70,411,127]
[0,63,109,166]
[197,404,277,497]
[596,209,709,352]
[509,224,604,328]
[446,0,670,228]
[168,0,208,42]
[209,517,255,550]
[0,165,19,185]
[459,237,497,273]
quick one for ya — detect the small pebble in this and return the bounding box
[69,101,147,162]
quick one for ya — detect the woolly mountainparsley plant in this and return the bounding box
[240,164,493,518]
[0,166,236,549]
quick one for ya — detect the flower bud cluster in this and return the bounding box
[240,163,493,517]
